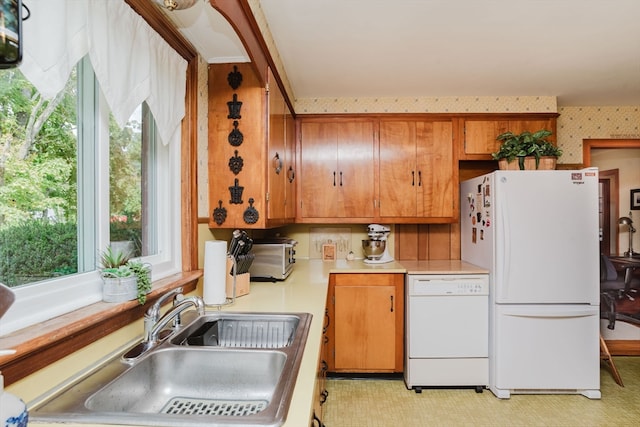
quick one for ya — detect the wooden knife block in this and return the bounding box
[226,258,250,298]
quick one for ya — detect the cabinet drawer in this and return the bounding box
[334,273,397,286]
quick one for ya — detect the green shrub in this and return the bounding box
[0,220,77,286]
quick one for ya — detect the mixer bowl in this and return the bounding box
[362,239,386,260]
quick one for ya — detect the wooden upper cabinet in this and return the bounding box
[298,119,375,222]
[208,64,294,228]
[267,70,286,220]
[266,68,296,224]
[379,120,456,222]
[460,114,558,160]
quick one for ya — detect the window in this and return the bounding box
[0,58,181,335]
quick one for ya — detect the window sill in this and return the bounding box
[0,270,202,386]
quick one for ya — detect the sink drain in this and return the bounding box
[161,397,268,416]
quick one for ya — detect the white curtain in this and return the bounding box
[19,0,187,146]
[19,0,89,99]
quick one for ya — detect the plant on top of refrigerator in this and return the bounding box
[492,129,562,170]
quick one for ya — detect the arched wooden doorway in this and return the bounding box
[583,139,640,256]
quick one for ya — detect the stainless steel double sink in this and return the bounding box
[30,312,312,427]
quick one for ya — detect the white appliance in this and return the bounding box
[461,169,601,399]
[363,224,394,264]
[405,274,489,393]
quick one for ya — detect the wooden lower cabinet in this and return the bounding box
[326,273,404,373]
[311,309,329,426]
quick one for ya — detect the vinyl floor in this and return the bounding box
[322,357,640,427]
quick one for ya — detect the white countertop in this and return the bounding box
[16,258,485,427]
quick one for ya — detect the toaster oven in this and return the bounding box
[248,238,297,281]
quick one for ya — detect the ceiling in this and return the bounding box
[162,0,640,107]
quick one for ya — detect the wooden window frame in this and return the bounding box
[0,0,201,387]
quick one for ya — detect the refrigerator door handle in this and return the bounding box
[499,305,599,318]
[499,191,511,300]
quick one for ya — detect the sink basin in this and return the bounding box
[171,313,301,348]
[30,312,312,427]
[86,348,286,414]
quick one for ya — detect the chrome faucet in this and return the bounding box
[143,287,183,342]
[147,296,205,345]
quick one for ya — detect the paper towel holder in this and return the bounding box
[207,254,238,309]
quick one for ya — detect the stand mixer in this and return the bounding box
[362,224,394,264]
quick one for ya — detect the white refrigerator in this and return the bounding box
[460,169,601,399]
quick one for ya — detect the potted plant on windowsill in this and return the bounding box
[99,247,151,304]
[99,246,137,303]
[127,260,152,304]
[492,129,562,170]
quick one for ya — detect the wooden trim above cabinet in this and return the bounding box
[209,0,295,115]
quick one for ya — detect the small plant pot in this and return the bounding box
[102,276,138,303]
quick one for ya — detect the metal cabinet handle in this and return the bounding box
[333,171,336,186]
[339,171,343,186]
[411,171,415,186]
[287,166,295,183]
[273,152,282,174]
[323,309,330,333]
[418,170,422,186]
[390,295,394,312]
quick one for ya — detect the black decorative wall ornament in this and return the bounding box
[228,120,244,146]
[243,198,259,224]
[227,94,242,119]
[227,65,243,90]
[212,200,227,226]
[228,150,244,175]
[229,178,244,204]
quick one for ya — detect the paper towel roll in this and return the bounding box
[203,240,227,305]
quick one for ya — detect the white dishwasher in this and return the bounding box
[405,274,489,393]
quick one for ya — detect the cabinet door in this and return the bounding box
[337,121,375,218]
[417,121,454,218]
[379,121,417,217]
[299,120,375,219]
[334,284,396,371]
[267,73,286,220]
[299,121,339,218]
[463,118,556,156]
[463,120,508,155]
[379,120,454,220]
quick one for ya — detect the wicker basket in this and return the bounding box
[498,156,557,170]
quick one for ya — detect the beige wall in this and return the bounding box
[556,106,640,164]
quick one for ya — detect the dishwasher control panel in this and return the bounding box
[409,274,489,296]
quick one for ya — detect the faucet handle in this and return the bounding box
[146,287,184,321]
